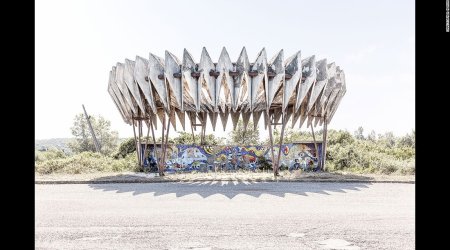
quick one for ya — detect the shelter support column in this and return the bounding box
[322,116,328,171]
[311,124,319,168]
[275,113,287,177]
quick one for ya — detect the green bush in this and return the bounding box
[326,134,415,175]
[35,151,139,174]
[113,138,136,159]
[35,148,66,162]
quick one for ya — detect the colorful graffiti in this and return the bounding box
[141,142,322,173]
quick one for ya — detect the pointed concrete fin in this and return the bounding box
[306,114,314,128]
[175,109,185,131]
[109,67,131,120]
[292,108,301,128]
[165,50,183,110]
[324,78,342,115]
[157,109,166,126]
[326,68,342,115]
[307,58,328,112]
[208,111,218,131]
[169,110,177,131]
[107,86,124,120]
[314,116,320,127]
[327,62,337,77]
[187,111,196,131]
[116,78,136,118]
[317,62,337,113]
[216,47,233,112]
[182,49,200,112]
[319,80,334,114]
[284,51,301,111]
[124,59,146,115]
[298,102,308,128]
[230,111,240,130]
[273,108,283,124]
[242,111,251,131]
[148,53,169,112]
[341,69,346,86]
[330,67,347,111]
[253,111,263,130]
[197,112,206,124]
[327,70,345,121]
[134,56,156,113]
[150,111,157,130]
[109,88,128,123]
[250,48,268,111]
[219,108,229,131]
[234,47,250,111]
[327,90,342,117]
[263,111,267,129]
[339,70,347,97]
[115,62,137,114]
[285,106,294,124]
[267,49,284,108]
[108,85,128,123]
[295,55,317,112]
[199,47,216,109]
[299,113,307,129]
[265,110,274,130]
[327,84,345,122]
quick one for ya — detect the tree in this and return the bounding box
[354,126,365,140]
[367,130,377,142]
[69,113,119,155]
[378,131,396,148]
[229,120,260,145]
[264,126,315,144]
[113,138,136,159]
[172,131,225,145]
[398,130,415,148]
[327,130,355,146]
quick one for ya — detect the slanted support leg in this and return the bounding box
[311,124,319,170]
[132,119,141,167]
[275,113,287,177]
[266,111,276,178]
[322,117,328,171]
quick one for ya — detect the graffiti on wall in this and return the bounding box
[141,143,322,173]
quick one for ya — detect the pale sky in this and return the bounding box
[36,0,415,140]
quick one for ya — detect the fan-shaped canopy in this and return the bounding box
[107,47,346,130]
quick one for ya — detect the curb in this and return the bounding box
[35,179,415,184]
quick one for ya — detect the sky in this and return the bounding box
[36,0,415,140]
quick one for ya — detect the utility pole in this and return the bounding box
[82,104,101,153]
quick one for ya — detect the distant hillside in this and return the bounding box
[35,138,73,153]
[35,138,128,154]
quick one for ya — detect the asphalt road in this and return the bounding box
[36,181,414,249]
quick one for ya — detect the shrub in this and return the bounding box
[35,148,66,162]
[113,138,136,159]
[35,151,139,174]
[326,140,415,174]
[257,156,272,171]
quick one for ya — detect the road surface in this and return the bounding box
[36,181,414,249]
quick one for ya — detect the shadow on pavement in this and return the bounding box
[88,177,372,199]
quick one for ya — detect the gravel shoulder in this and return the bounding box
[35,171,415,184]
